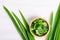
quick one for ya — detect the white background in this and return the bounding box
[0,0,60,40]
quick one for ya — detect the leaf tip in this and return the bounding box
[3,5,6,9]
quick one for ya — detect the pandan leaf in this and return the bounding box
[47,4,60,40]
[19,10,35,40]
[19,10,30,32]
[31,18,49,37]
[12,12,29,40]
[3,6,27,40]
[54,18,60,40]
[49,12,53,26]
[46,4,60,40]
[52,4,60,40]
[46,12,53,40]
[27,31,35,40]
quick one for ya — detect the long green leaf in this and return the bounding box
[27,31,35,40]
[19,10,35,40]
[46,4,60,40]
[50,12,53,25]
[19,10,30,31]
[46,12,53,40]
[3,6,26,40]
[12,12,29,40]
[54,18,60,40]
[53,4,60,40]
[12,12,35,40]
[50,4,60,40]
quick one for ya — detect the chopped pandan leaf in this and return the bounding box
[19,10,35,40]
[31,18,49,36]
[3,6,28,40]
[19,10,30,32]
[36,30,41,36]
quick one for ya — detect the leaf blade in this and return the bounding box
[3,6,26,40]
[19,10,30,31]
[46,12,53,40]
[12,12,29,40]
[52,4,60,40]
[19,10,35,40]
